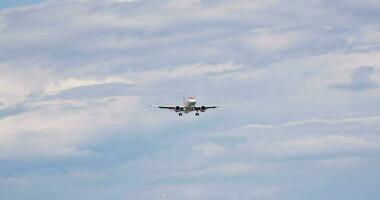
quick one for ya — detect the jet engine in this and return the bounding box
[200,106,206,112]
[175,106,181,112]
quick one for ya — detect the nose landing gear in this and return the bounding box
[195,112,199,116]
[178,113,183,116]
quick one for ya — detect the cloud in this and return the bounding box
[214,115,380,159]
[244,30,301,53]
[131,62,242,84]
[101,114,380,199]
[0,96,142,159]
[330,66,378,91]
[44,77,134,94]
[333,0,380,13]
[0,104,28,119]
[192,142,224,157]
[48,82,134,100]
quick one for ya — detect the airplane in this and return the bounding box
[151,96,219,116]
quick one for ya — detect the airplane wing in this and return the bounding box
[193,105,219,111]
[151,105,183,111]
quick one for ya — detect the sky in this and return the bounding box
[0,0,380,199]
[0,0,42,9]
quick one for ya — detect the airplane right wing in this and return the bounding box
[151,105,183,112]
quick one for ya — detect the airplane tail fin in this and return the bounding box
[183,96,186,105]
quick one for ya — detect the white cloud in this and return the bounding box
[0,96,141,159]
[284,135,376,153]
[282,115,380,126]
[192,142,224,157]
[131,62,241,83]
[45,77,134,94]
[245,31,301,53]
[215,115,380,159]
[0,64,51,105]
[184,162,252,177]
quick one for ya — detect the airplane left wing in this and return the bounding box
[193,105,219,111]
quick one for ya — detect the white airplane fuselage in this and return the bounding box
[183,97,197,113]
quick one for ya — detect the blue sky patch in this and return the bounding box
[0,0,43,9]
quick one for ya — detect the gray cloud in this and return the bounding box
[330,66,378,91]
[0,104,28,119]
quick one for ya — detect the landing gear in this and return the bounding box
[195,112,199,116]
[178,113,183,116]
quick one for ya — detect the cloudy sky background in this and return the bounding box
[0,0,380,199]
